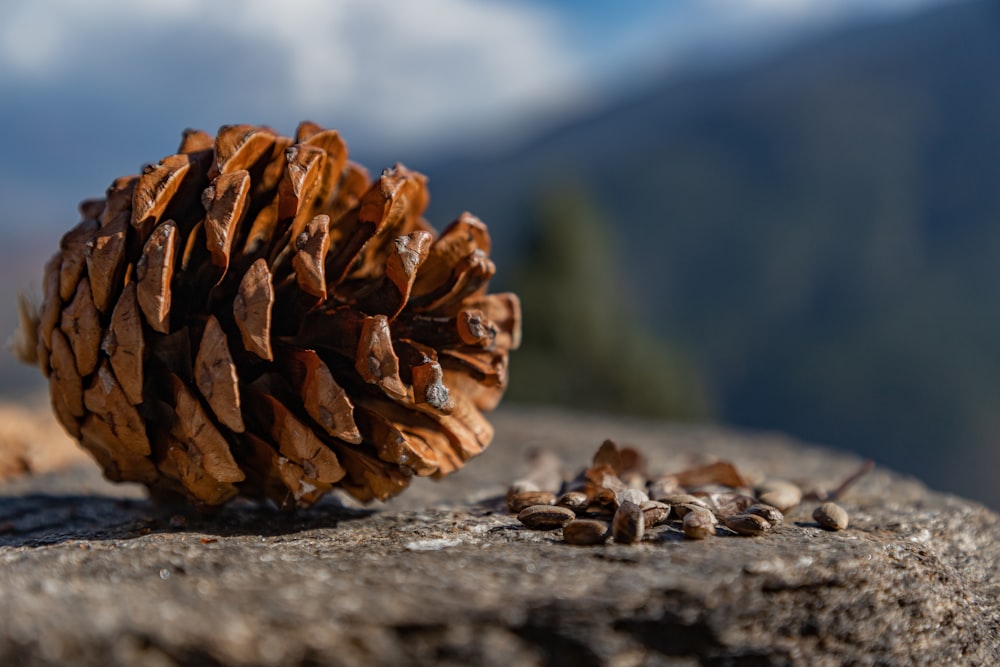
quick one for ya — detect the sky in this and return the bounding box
[0,0,962,395]
[0,0,954,245]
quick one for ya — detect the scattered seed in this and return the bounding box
[521,448,565,493]
[621,471,647,490]
[640,500,672,527]
[556,491,589,513]
[754,480,802,512]
[648,476,682,501]
[507,439,860,548]
[744,504,784,526]
[517,504,575,530]
[710,493,757,516]
[813,502,849,531]
[617,488,649,507]
[563,519,610,545]
[683,509,718,540]
[723,513,771,537]
[612,500,645,544]
[663,495,710,519]
[507,491,557,514]
[507,479,540,496]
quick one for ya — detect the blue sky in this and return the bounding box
[0,0,962,390]
[0,0,954,245]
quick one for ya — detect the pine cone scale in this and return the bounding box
[83,362,150,455]
[135,220,178,334]
[60,276,101,376]
[58,219,98,302]
[103,281,145,405]
[203,169,252,272]
[276,346,362,444]
[193,314,245,433]
[85,211,128,314]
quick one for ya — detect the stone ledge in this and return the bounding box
[1,406,998,666]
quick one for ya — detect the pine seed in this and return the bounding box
[517,504,575,530]
[682,509,717,540]
[723,513,771,536]
[640,500,672,527]
[744,503,784,526]
[754,480,802,512]
[617,488,649,507]
[648,477,682,501]
[813,502,849,531]
[663,495,710,519]
[556,491,589,513]
[563,519,610,545]
[507,491,557,514]
[711,493,757,516]
[612,500,645,544]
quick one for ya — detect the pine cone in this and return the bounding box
[13,122,520,508]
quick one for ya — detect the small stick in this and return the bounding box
[829,460,875,501]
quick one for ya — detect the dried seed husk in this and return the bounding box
[723,513,771,537]
[507,491,557,514]
[563,519,610,546]
[669,460,750,489]
[813,502,849,531]
[584,463,627,500]
[683,509,717,540]
[755,479,802,512]
[744,503,784,526]
[640,500,672,527]
[517,504,575,530]
[592,439,622,473]
[10,291,40,365]
[612,500,644,544]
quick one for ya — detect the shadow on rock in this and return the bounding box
[0,493,377,548]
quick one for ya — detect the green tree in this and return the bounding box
[508,186,709,420]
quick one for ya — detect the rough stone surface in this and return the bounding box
[1,406,998,666]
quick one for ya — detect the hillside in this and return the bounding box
[423,0,1000,505]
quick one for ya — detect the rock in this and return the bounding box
[1,405,998,666]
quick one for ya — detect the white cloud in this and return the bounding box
[0,0,955,157]
[0,0,580,151]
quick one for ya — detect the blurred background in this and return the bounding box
[2,0,999,505]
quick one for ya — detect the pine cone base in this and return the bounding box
[14,122,520,508]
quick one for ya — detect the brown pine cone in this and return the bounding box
[12,122,520,508]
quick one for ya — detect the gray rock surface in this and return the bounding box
[1,406,998,666]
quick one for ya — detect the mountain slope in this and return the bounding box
[424,0,1000,504]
